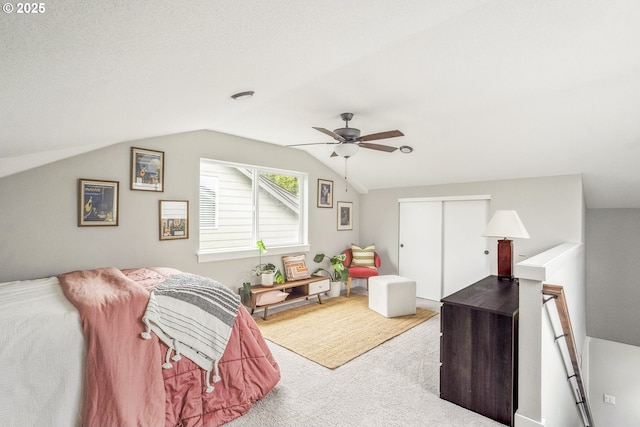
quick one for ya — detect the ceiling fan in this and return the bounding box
[288,112,404,158]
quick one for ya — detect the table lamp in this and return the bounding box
[482,210,530,280]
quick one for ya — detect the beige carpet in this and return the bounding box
[254,294,438,369]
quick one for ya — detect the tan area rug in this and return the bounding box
[254,295,438,369]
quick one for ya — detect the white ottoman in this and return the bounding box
[368,275,416,317]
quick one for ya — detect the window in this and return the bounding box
[198,158,308,262]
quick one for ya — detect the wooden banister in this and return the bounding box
[542,284,595,427]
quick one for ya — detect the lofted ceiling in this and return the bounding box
[1,1,639,208]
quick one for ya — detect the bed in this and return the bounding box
[0,267,280,427]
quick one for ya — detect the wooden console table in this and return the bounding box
[440,275,519,426]
[246,276,330,320]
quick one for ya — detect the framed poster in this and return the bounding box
[337,201,353,231]
[317,179,333,208]
[131,147,164,192]
[78,179,119,226]
[159,200,189,240]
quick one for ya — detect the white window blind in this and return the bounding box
[199,175,218,229]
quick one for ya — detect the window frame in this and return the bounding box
[197,158,309,263]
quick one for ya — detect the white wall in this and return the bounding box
[585,208,640,427]
[516,243,586,427]
[0,130,358,287]
[0,140,586,289]
[359,174,585,276]
[588,338,640,427]
[586,208,640,347]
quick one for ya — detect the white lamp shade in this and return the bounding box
[482,210,530,239]
[334,143,359,158]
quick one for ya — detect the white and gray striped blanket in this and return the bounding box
[141,273,240,392]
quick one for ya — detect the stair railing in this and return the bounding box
[542,284,595,427]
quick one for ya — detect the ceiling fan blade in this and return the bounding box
[313,126,346,142]
[358,142,398,153]
[358,130,404,141]
[287,142,339,147]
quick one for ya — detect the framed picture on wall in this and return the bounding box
[78,179,119,226]
[317,179,333,208]
[337,201,353,231]
[131,147,164,192]
[159,200,189,240]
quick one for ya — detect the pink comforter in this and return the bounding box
[59,267,280,427]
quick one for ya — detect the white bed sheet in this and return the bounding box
[0,276,85,427]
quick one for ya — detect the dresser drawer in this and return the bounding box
[308,278,330,295]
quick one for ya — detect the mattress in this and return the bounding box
[0,276,85,426]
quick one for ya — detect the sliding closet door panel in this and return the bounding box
[399,201,442,301]
[442,199,490,297]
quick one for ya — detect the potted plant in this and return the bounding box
[313,252,349,297]
[253,239,285,286]
[239,281,252,305]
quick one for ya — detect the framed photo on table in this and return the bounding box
[317,179,333,208]
[131,147,164,192]
[78,179,119,226]
[159,200,189,240]
[337,201,353,231]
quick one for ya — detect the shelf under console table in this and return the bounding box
[246,275,331,320]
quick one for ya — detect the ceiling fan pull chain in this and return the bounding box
[344,158,348,192]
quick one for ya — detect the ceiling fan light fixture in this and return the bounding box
[399,145,413,154]
[334,143,359,158]
[230,90,255,100]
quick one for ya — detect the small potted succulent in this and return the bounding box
[313,252,349,297]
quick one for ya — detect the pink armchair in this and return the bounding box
[343,248,381,297]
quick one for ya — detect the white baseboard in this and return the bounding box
[514,412,545,427]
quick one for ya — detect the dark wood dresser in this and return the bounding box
[440,275,519,426]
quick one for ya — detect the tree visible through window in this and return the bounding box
[199,159,306,254]
[263,173,298,194]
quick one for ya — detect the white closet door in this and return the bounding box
[398,201,442,301]
[442,199,490,297]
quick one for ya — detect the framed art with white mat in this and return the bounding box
[337,201,353,231]
[159,200,188,240]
